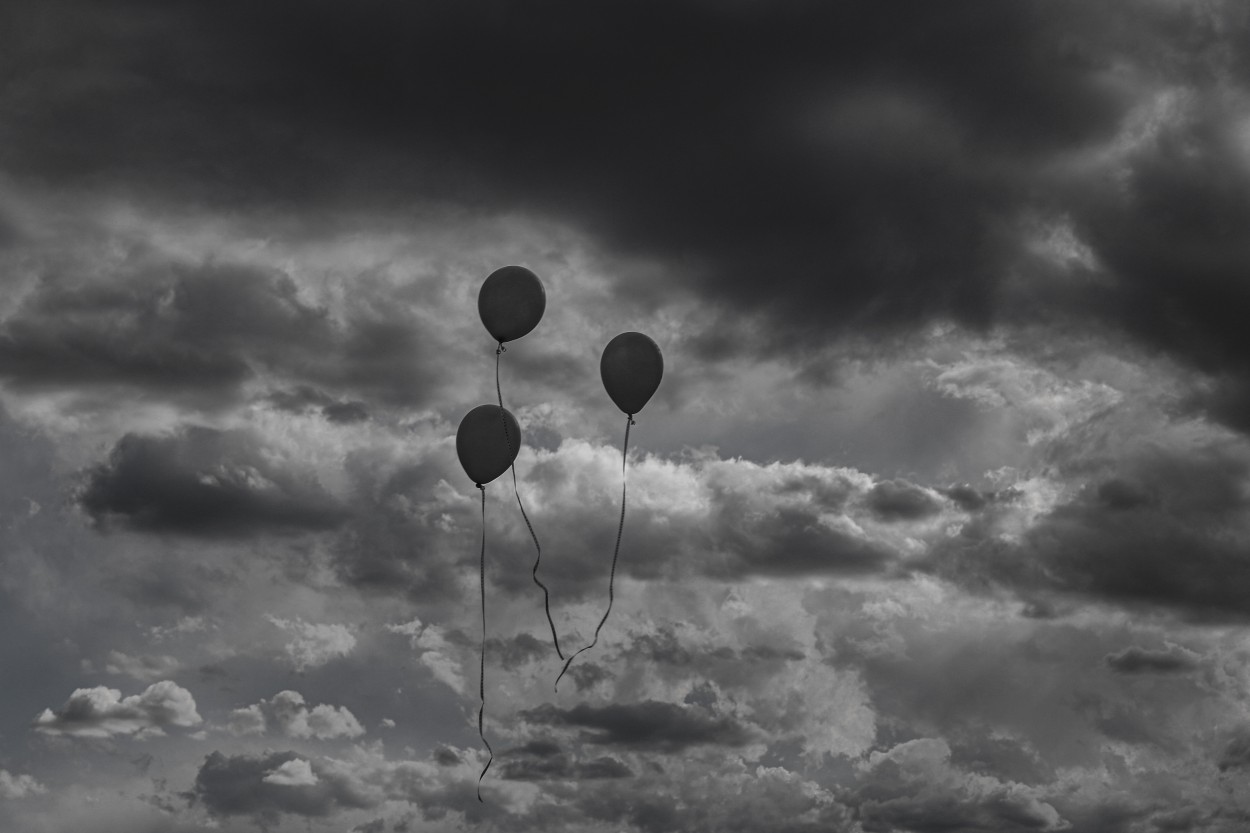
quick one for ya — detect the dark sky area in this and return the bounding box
[2,1,1250,831]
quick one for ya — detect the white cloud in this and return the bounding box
[227,690,365,740]
[924,352,1122,446]
[262,758,318,787]
[227,704,267,736]
[385,618,466,693]
[148,616,212,642]
[103,651,181,682]
[34,681,202,739]
[268,690,365,740]
[267,617,357,671]
[0,770,46,799]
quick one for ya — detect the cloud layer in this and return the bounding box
[3,1,1250,831]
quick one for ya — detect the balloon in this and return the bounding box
[600,332,664,416]
[456,405,522,486]
[478,266,546,344]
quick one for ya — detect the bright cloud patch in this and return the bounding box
[227,704,267,737]
[262,758,319,787]
[0,770,46,799]
[268,617,357,671]
[34,681,202,739]
[102,650,181,681]
[385,618,467,693]
[237,690,367,740]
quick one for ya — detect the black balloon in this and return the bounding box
[456,404,522,486]
[600,332,664,416]
[478,265,546,344]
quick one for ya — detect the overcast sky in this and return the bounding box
[2,1,1250,831]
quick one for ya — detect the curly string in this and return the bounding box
[495,342,563,659]
[555,413,633,691]
[475,483,493,802]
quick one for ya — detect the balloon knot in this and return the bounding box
[476,483,484,491]
[629,416,637,426]
[496,343,506,355]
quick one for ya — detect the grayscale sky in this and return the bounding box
[2,2,1250,831]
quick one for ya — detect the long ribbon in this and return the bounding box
[496,344,563,659]
[555,414,632,691]
[476,483,492,802]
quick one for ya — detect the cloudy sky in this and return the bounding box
[2,1,1250,831]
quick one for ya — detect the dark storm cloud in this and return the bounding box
[944,484,1022,513]
[711,498,894,578]
[0,266,259,398]
[945,484,990,512]
[486,632,549,670]
[1067,89,1250,433]
[328,457,461,599]
[323,400,371,424]
[1218,727,1250,772]
[0,260,440,407]
[564,662,612,693]
[190,750,371,820]
[521,700,752,751]
[866,479,942,521]
[498,738,633,782]
[4,0,1162,357]
[1104,646,1199,674]
[268,386,370,424]
[80,425,348,536]
[929,442,1250,620]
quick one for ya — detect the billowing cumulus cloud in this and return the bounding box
[232,690,365,740]
[262,758,319,787]
[495,443,958,595]
[226,704,266,737]
[34,681,202,739]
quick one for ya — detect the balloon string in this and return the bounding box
[514,465,563,660]
[555,414,633,691]
[476,483,492,802]
[495,343,563,660]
